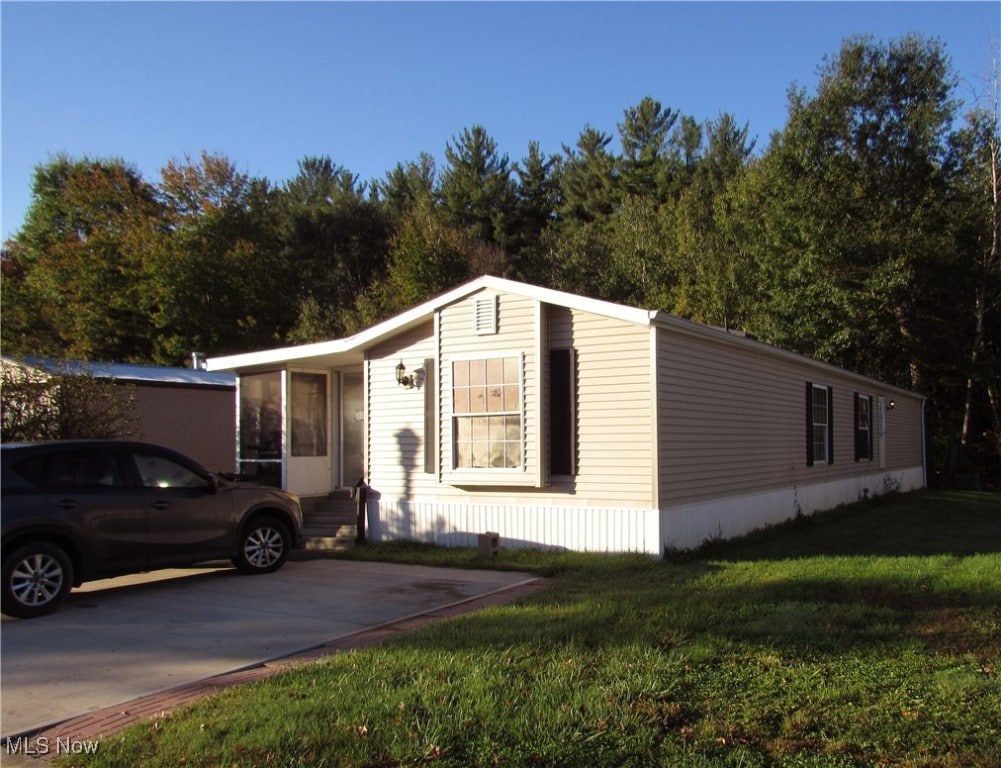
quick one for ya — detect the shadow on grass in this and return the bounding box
[397,562,1001,660]
[385,491,1000,659]
[66,492,1000,768]
[694,489,1001,561]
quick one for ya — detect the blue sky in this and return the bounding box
[2,2,998,242]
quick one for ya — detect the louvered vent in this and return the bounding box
[473,295,498,335]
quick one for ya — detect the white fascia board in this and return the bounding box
[208,287,449,372]
[207,338,353,371]
[208,276,655,372]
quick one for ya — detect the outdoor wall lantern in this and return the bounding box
[888,399,896,410]
[396,360,425,390]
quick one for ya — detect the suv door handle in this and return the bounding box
[55,499,79,511]
[151,501,169,510]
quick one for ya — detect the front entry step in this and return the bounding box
[301,494,357,525]
[300,493,359,552]
[302,524,358,552]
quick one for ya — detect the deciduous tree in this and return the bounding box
[2,156,164,361]
[741,36,964,391]
[151,152,293,360]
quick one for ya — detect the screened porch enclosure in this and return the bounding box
[237,368,362,494]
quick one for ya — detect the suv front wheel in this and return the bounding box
[2,542,74,618]
[233,517,291,574]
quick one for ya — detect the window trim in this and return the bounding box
[854,393,873,462]
[423,358,436,475]
[443,351,528,486]
[806,382,834,466]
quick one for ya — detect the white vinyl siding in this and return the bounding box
[371,500,660,554]
[550,306,655,506]
[657,325,923,508]
[884,396,924,468]
[364,322,437,500]
[367,296,659,552]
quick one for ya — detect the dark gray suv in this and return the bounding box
[1,440,304,618]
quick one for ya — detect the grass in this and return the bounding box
[60,490,999,768]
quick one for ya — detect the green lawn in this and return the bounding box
[64,490,1000,768]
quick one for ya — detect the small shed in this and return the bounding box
[14,358,236,471]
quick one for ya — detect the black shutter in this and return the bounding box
[550,349,574,476]
[806,382,814,467]
[827,387,835,464]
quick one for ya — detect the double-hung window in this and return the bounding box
[806,382,833,466]
[452,356,523,469]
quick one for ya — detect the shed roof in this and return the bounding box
[15,357,235,389]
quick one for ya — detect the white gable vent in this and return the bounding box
[473,295,498,335]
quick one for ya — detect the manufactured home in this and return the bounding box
[208,276,925,553]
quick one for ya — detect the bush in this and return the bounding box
[1,360,140,441]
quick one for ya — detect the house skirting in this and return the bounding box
[660,465,926,551]
[364,466,924,556]
[367,500,662,555]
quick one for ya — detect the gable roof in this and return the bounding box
[207,276,657,372]
[205,276,922,400]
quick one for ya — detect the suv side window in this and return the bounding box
[133,453,210,489]
[11,456,48,486]
[14,451,125,488]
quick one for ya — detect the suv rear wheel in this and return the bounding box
[233,517,291,574]
[2,542,74,618]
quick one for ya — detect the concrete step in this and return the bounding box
[301,495,358,529]
[302,524,358,552]
[304,513,357,530]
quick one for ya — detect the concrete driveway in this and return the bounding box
[1,559,536,738]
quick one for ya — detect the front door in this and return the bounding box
[285,370,333,496]
[341,371,365,487]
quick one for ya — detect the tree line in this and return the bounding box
[2,35,998,482]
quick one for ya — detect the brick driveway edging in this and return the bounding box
[7,577,548,757]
